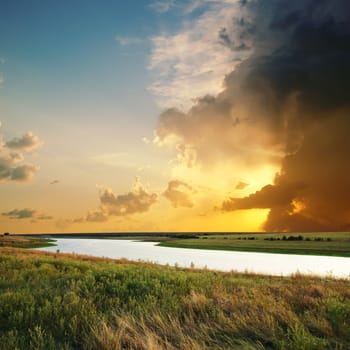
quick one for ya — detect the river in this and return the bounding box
[37,238,350,278]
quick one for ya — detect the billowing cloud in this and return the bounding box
[99,177,158,216]
[0,153,39,182]
[149,0,253,109]
[10,164,39,182]
[0,127,42,183]
[163,179,194,208]
[156,0,350,231]
[223,181,307,211]
[2,208,52,220]
[5,131,42,151]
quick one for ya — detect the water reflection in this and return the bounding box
[37,238,350,278]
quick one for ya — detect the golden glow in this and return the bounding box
[290,200,306,215]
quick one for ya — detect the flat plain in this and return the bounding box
[158,232,350,257]
[1,244,350,349]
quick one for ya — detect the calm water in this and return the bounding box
[37,238,350,278]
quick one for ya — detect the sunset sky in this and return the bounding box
[1,0,349,233]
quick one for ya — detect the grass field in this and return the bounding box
[1,247,350,349]
[158,232,350,257]
[0,235,55,249]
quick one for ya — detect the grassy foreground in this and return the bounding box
[159,232,350,257]
[1,248,350,349]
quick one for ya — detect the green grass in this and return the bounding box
[0,235,55,249]
[158,232,350,257]
[1,248,350,349]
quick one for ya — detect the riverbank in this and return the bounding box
[13,231,350,257]
[0,235,55,249]
[1,247,350,349]
[158,232,350,257]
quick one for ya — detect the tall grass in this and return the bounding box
[0,248,349,349]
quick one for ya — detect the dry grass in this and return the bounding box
[0,248,350,349]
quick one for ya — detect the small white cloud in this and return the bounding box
[115,36,143,46]
[142,137,151,144]
[149,0,176,13]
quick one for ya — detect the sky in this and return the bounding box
[0,0,349,233]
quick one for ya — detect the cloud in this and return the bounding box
[149,0,253,109]
[156,0,350,231]
[163,179,194,208]
[2,208,53,220]
[0,154,39,182]
[223,181,307,211]
[37,214,53,220]
[0,127,42,183]
[2,208,36,219]
[235,181,249,190]
[66,178,158,226]
[99,177,158,216]
[5,131,42,151]
[115,36,143,46]
[85,208,108,222]
[149,0,176,13]
[224,114,350,231]
[10,164,39,182]
[55,218,71,230]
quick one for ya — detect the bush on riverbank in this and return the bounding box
[0,248,350,349]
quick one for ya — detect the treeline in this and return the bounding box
[263,235,332,242]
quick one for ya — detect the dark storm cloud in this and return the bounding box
[156,0,350,231]
[223,181,307,210]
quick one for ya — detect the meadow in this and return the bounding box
[1,244,350,349]
[0,235,55,249]
[158,232,350,257]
